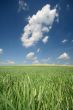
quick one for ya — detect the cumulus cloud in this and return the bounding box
[42,36,49,44]
[26,52,39,64]
[26,52,37,61]
[0,48,3,54]
[58,52,70,60]
[62,39,68,43]
[18,0,28,12]
[21,4,58,47]
[26,52,51,64]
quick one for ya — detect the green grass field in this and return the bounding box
[0,66,73,110]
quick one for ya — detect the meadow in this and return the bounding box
[0,66,73,110]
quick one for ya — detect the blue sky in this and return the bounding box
[0,0,73,65]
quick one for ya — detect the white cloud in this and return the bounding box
[7,60,15,64]
[37,48,40,53]
[72,40,73,42]
[42,36,49,44]
[21,4,58,47]
[62,39,68,43]
[41,57,50,63]
[32,59,39,64]
[26,52,40,64]
[26,52,37,61]
[58,52,70,60]
[0,60,15,65]
[18,0,28,12]
[0,48,3,54]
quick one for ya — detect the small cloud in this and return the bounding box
[66,4,70,10]
[0,48,3,54]
[18,0,28,12]
[61,39,68,43]
[21,4,58,47]
[26,52,40,64]
[24,60,27,64]
[72,40,73,42]
[42,36,49,44]
[41,57,50,63]
[7,60,15,64]
[37,48,40,53]
[32,59,39,64]
[26,52,37,61]
[0,60,15,65]
[58,52,70,60]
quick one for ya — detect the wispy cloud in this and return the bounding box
[18,0,28,12]
[61,39,68,43]
[0,48,3,54]
[41,57,50,63]
[66,4,70,10]
[32,59,39,64]
[21,4,58,47]
[37,48,40,53]
[7,60,15,64]
[0,60,15,65]
[58,52,70,60]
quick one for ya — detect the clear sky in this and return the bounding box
[0,0,73,65]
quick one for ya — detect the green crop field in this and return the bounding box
[0,66,73,110]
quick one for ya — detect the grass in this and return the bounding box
[0,66,73,110]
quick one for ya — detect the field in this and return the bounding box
[0,66,73,110]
